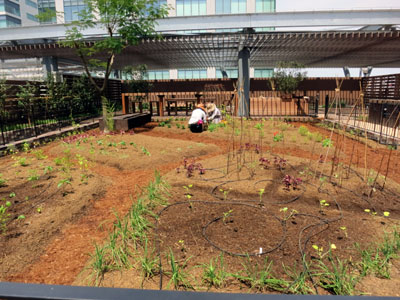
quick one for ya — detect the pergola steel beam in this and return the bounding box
[1,30,400,70]
[0,9,399,42]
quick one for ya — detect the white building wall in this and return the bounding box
[54,0,64,23]
[247,0,256,13]
[167,0,176,16]
[207,0,215,15]
[20,1,39,26]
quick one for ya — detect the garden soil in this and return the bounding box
[1,121,400,296]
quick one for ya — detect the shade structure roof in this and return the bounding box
[1,30,400,69]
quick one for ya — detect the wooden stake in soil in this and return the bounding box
[382,147,393,191]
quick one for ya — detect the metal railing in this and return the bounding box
[0,98,99,146]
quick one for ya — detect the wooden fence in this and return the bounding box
[122,91,313,117]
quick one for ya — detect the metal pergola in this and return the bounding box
[1,30,400,69]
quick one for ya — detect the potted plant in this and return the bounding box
[270,61,307,100]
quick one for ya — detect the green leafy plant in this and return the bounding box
[0,199,12,233]
[222,209,233,225]
[313,250,356,295]
[271,61,306,95]
[33,149,47,160]
[236,256,288,292]
[298,125,309,136]
[28,170,40,181]
[166,249,193,290]
[43,165,54,175]
[273,132,284,142]
[0,174,6,187]
[279,207,298,221]
[322,138,333,148]
[136,238,159,286]
[17,157,28,167]
[201,254,230,289]
[208,123,217,132]
[141,146,151,156]
[16,83,38,126]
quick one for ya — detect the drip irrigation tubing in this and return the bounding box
[154,147,399,292]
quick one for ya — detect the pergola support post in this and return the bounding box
[238,47,250,117]
[42,56,59,80]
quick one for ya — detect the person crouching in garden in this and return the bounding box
[206,103,222,124]
[188,103,207,133]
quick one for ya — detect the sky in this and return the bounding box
[275,0,400,77]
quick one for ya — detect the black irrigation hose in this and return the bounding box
[155,148,399,292]
[155,199,287,290]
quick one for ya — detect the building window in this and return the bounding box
[178,69,207,79]
[255,0,275,13]
[0,15,21,28]
[254,68,273,78]
[26,12,38,21]
[38,0,56,23]
[146,70,170,80]
[216,0,246,14]
[64,0,86,22]
[25,0,37,9]
[176,0,206,16]
[0,0,21,16]
[216,68,238,78]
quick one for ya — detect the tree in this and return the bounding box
[270,61,307,96]
[17,83,38,126]
[63,0,168,131]
[0,78,8,118]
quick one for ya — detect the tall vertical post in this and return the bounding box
[238,47,250,117]
[42,57,59,80]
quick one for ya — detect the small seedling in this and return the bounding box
[319,200,330,214]
[222,209,233,224]
[279,207,298,221]
[9,192,16,198]
[364,208,377,216]
[0,200,12,233]
[43,166,53,175]
[28,170,40,181]
[312,243,337,259]
[176,239,186,252]
[273,132,284,142]
[141,146,151,156]
[17,157,28,167]
[258,188,265,203]
[340,226,348,238]
[0,174,6,187]
[219,188,231,201]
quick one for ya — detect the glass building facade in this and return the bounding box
[64,0,86,22]
[176,0,206,16]
[37,0,56,23]
[216,0,246,14]
[0,14,21,27]
[0,0,21,16]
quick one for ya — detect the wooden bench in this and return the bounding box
[166,98,197,116]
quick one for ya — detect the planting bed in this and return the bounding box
[1,118,400,296]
